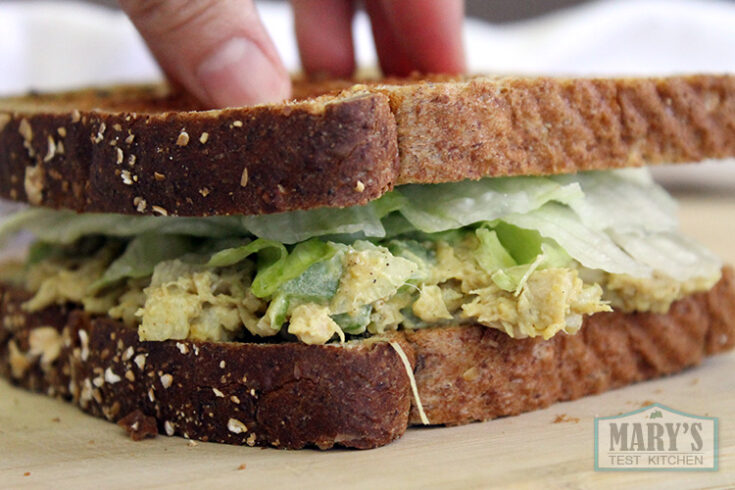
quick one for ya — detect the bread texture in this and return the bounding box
[0,88,397,216]
[1,267,733,449]
[1,74,735,215]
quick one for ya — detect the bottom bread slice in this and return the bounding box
[1,267,734,449]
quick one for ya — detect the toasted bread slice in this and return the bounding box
[1,74,734,216]
[2,268,733,449]
[0,86,397,216]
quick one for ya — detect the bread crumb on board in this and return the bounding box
[237,463,247,471]
[117,410,158,441]
[552,414,580,424]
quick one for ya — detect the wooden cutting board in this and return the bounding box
[1,194,734,489]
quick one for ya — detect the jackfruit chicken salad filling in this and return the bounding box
[0,169,722,345]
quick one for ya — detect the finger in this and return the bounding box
[367,0,466,76]
[364,0,414,76]
[119,0,291,108]
[292,0,355,78]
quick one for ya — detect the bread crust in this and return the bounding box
[2,74,734,215]
[0,285,412,449]
[1,268,733,449]
[405,268,735,425]
[381,75,735,183]
[0,90,398,216]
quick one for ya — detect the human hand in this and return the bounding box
[119,0,465,108]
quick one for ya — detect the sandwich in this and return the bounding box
[0,75,733,449]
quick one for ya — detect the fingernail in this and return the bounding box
[197,38,290,107]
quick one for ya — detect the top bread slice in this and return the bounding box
[1,74,734,216]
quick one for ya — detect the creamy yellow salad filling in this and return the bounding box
[20,233,718,345]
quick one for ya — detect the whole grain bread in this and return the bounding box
[2,267,733,449]
[1,74,734,216]
[0,88,397,216]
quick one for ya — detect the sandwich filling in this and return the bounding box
[0,169,722,345]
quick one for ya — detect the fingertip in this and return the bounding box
[371,0,466,76]
[292,0,356,79]
[121,0,291,108]
[197,37,291,107]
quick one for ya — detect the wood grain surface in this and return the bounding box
[0,192,734,489]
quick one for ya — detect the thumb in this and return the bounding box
[119,0,291,108]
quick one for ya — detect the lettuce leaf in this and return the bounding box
[207,238,285,268]
[610,230,722,282]
[91,234,198,291]
[279,252,343,301]
[251,239,338,298]
[0,193,405,246]
[553,169,678,232]
[0,209,246,245]
[474,228,516,272]
[398,176,584,233]
[502,203,651,277]
[1,169,720,282]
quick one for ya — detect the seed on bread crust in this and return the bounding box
[18,118,32,141]
[0,113,10,132]
[160,373,173,389]
[227,418,247,434]
[199,132,209,144]
[18,118,35,157]
[240,168,248,187]
[92,122,106,144]
[121,170,133,185]
[78,329,90,361]
[104,367,121,384]
[176,131,190,146]
[43,136,56,162]
[133,196,147,213]
[24,166,44,205]
[133,353,146,370]
[151,205,168,216]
